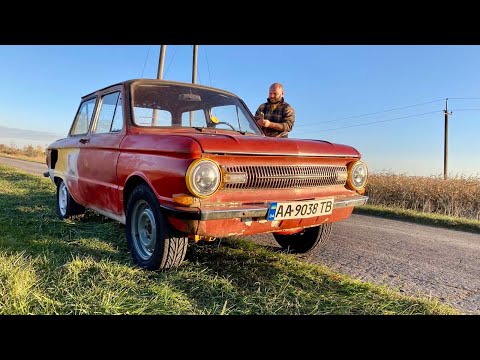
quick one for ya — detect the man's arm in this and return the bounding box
[256,105,295,132]
[281,105,295,132]
[260,105,295,132]
[258,120,285,132]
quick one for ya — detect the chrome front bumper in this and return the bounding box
[161,195,368,221]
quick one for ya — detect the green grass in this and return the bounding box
[0,165,459,314]
[355,205,480,233]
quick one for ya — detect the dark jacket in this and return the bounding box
[255,98,295,138]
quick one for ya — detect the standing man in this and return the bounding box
[255,82,295,138]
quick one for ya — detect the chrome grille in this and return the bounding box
[222,165,347,189]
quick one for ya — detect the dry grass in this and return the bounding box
[0,165,458,314]
[0,144,45,163]
[2,141,479,221]
[366,172,480,221]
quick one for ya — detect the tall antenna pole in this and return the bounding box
[443,98,451,180]
[189,45,199,126]
[157,45,166,79]
[192,45,198,84]
[153,45,167,126]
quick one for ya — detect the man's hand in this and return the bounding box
[256,119,271,128]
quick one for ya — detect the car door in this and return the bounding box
[63,96,98,206]
[76,89,126,216]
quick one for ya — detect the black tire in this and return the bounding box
[56,179,85,219]
[125,184,188,271]
[273,223,332,254]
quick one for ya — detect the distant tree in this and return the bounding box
[24,145,35,157]
[35,145,45,157]
[0,143,45,157]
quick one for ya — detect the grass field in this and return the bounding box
[0,144,45,163]
[366,172,480,221]
[3,142,480,221]
[0,165,459,315]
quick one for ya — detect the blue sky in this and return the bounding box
[0,45,479,176]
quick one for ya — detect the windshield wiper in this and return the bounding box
[193,126,248,135]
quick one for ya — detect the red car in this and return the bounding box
[45,79,368,270]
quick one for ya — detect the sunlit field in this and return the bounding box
[0,144,45,163]
[366,173,480,221]
[0,165,458,314]
[0,144,480,221]
[2,142,480,221]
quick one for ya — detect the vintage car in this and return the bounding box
[45,79,368,270]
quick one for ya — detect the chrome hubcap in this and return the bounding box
[131,200,156,260]
[59,182,68,216]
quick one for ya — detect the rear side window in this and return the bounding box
[94,92,124,133]
[71,98,97,135]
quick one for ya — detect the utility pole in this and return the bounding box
[154,45,199,125]
[189,45,198,126]
[444,98,452,180]
[192,45,198,84]
[152,45,167,126]
[157,45,166,80]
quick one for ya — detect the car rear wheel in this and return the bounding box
[273,223,332,254]
[126,184,188,271]
[56,179,85,219]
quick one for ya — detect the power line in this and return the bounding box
[204,46,213,87]
[140,45,151,78]
[295,98,445,128]
[304,110,443,133]
[164,46,178,78]
[197,66,202,84]
[448,97,480,100]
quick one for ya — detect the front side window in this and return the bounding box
[210,104,253,132]
[132,83,262,135]
[94,92,124,133]
[71,98,97,135]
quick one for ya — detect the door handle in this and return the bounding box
[79,138,90,144]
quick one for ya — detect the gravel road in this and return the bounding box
[2,156,479,314]
[248,215,480,314]
[0,156,47,175]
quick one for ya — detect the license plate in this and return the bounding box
[267,198,334,221]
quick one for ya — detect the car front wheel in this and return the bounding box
[273,223,332,254]
[126,184,188,271]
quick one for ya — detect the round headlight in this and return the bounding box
[347,161,368,191]
[186,159,221,198]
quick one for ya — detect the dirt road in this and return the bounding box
[250,216,480,314]
[2,156,479,313]
[0,156,47,176]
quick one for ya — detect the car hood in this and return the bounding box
[179,132,360,158]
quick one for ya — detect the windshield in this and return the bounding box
[131,83,263,135]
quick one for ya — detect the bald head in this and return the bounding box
[269,83,284,103]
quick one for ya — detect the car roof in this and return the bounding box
[81,78,239,100]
